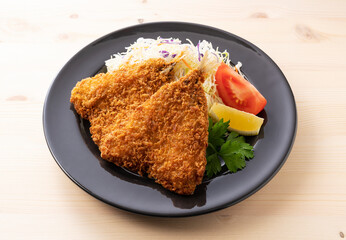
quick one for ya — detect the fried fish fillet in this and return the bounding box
[100,69,208,195]
[70,58,175,147]
[71,57,209,195]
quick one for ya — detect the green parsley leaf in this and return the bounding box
[226,131,239,141]
[219,140,247,173]
[226,131,245,143]
[208,117,213,132]
[237,142,254,159]
[208,117,229,149]
[206,118,255,177]
[223,152,246,173]
[206,153,221,178]
[206,145,215,157]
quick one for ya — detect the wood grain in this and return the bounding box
[1,0,346,239]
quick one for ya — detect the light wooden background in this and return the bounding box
[1,0,346,239]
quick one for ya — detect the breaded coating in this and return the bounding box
[70,58,175,147]
[70,58,208,195]
[101,69,208,195]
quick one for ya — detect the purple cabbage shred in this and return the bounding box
[159,50,170,58]
[160,39,179,44]
[197,41,202,61]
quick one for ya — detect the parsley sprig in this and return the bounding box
[206,117,254,178]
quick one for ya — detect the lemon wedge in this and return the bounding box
[209,103,264,136]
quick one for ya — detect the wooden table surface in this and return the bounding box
[1,0,346,239]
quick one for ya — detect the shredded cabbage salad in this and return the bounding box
[105,37,243,110]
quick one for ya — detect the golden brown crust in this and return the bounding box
[147,70,208,194]
[102,70,208,195]
[70,59,208,195]
[70,58,175,146]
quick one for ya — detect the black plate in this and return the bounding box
[43,22,297,217]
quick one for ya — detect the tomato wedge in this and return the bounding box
[215,63,267,115]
